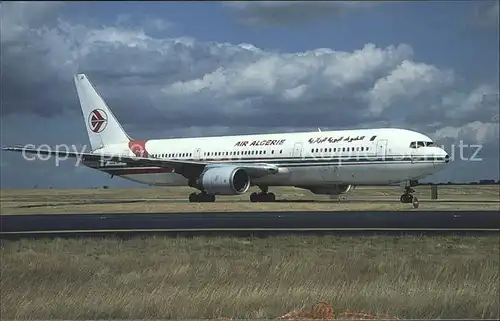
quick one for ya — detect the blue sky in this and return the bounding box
[1,1,499,188]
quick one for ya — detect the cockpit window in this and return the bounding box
[410,141,435,148]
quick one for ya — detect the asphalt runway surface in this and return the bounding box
[1,210,499,239]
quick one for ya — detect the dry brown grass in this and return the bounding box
[1,185,499,215]
[1,235,498,319]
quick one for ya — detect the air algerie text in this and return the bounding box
[234,139,286,147]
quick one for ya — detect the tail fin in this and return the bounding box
[74,74,131,151]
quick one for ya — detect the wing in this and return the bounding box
[2,145,279,179]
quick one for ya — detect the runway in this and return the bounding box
[1,210,499,238]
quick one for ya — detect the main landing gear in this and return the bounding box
[400,186,415,203]
[189,191,216,203]
[250,186,276,202]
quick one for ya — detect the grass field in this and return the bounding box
[1,235,499,319]
[1,185,499,214]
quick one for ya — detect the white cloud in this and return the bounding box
[163,43,414,102]
[433,121,499,144]
[0,1,63,43]
[441,85,499,123]
[367,60,455,115]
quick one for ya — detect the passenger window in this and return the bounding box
[271,150,274,154]
[280,150,283,153]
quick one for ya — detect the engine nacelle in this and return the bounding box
[195,166,251,195]
[304,184,355,195]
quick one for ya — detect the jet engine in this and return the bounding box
[192,166,251,195]
[300,184,355,195]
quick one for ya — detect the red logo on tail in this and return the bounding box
[88,109,108,133]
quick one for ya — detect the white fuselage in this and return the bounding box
[86,128,449,188]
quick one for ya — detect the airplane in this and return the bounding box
[2,74,450,203]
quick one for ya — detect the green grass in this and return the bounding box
[1,235,499,319]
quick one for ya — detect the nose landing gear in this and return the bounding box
[400,186,415,203]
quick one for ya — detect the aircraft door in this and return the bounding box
[194,148,202,160]
[293,142,303,158]
[376,139,388,159]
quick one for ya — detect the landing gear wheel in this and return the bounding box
[189,192,216,203]
[250,192,259,202]
[400,193,414,203]
[399,185,415,204]
[249,191,276,202]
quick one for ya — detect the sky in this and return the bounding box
[1,1,499,188]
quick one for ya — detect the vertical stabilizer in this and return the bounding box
[74,74,131,151]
